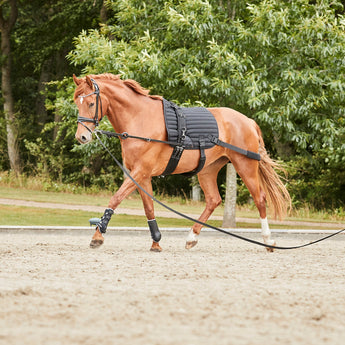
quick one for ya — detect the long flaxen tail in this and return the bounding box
[256,125,292,220]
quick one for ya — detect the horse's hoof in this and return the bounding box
[90,239,104,248]
[185,240,198,250]
[185,229,198,249]
[150,242,162,252]
[265,240,276,252]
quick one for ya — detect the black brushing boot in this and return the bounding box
[97,208,114,233]
[90,208,114,248]
[148,219,162,252]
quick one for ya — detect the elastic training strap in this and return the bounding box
[210,137,261,161]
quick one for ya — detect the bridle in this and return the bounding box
[77,79,103,132]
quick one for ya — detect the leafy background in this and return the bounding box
[1,0,344,210]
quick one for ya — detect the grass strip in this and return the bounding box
[0,204,339,230]
[2,186,345,225]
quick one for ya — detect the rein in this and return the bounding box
[94,130,345,251]
[97,130,261,163]
[96,129,192,147]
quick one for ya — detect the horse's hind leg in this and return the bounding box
[185,158,226,249]
[138,178,162,252]
[233,158,276,251]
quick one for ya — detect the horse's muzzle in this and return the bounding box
[76,130,92,144]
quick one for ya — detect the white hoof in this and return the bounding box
[185,230,198,249]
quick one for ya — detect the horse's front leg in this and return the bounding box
[90,175,138,248]
[138,178,162,252]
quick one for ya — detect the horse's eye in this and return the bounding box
[89,102,95,108]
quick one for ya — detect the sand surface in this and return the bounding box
[1,230,344,345]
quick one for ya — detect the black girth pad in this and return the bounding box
[163,99,218,150]
[162,99,219,176]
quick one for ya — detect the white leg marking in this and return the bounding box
[260,217,275,246]
[186,229,198,243]
[185,229,199,249]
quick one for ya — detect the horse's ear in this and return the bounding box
[73,74,82,86]
[85,75,93,89]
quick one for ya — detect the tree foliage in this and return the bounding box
[1,0,104,175]
[66,0,345,207]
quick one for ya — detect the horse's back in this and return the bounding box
[208,107,259,142]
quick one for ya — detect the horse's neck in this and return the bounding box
[104,85,156,134]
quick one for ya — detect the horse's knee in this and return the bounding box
[252,189,267,218]
[215,196,222,207]
[206,195,222,211]
[144,206,155,220]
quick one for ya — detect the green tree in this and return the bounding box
[233,0,345,155]
[231,0,345,207]
[0,0,105,173]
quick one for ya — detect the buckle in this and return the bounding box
[181,128,186,141]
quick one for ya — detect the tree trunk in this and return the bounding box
[52,51,66,140]
[36,59,51,127]
[100,0,108,23]
[222,163,237,228]
[191,176,201,201]
[0,0,21,174]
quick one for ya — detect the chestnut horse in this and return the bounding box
[73,73,291,252]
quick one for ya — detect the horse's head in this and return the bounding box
[73,74,106,144]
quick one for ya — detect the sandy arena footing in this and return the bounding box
[1,230,344,345]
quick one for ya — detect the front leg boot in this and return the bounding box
[97,208,114,234]
[90,208,114,248]
[148,219,161,243]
